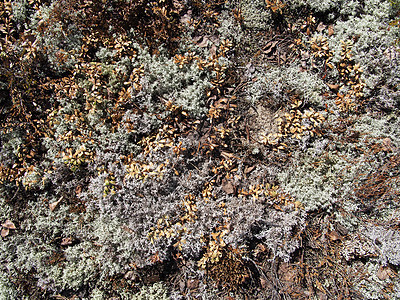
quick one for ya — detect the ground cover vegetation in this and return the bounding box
[1,0,400,298]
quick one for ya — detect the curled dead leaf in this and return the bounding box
[260,277,269,289]
[210,44,217,57]
[381,137,393,152]
[61,237,73,246]
[1,228,9,237]
[244,165,255,174]
[197,36,209,48]
[221,151,235,159]
[122,225,134,234]
[326,83,340,90]
[222,179,235,194]
[187,279,199,290]
[328,25,334,36]
[2,219,16,229]
[377,266,396,280]
[316,22,326,32]
[49,196,63,212]
[327,230,341,241]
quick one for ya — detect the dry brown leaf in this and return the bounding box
[210,44,217,57]
[316,22,326,32]
[49,197,63,212]
[61,237,73,246]
[2,219,16,229]
[75,185,82,195]
[197,36,209,48]
[263,41,278,55]
[260,277,269,289]
[328,25,334,36]
[244,165,255,174]
[222,179,235,194]
[122,225,134,234]
[221,151,235,159]
[187,279,199,289]
[124,271,138,281]
[208,35,219,44]
[1,228,9,237]
[279,262,298,282]
[326,83,340,90]
[327,230,341,241]
[377,266,396,280]
[180,10,192,24]
[381,137,393,152]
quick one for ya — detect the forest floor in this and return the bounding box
[1,0,400,299]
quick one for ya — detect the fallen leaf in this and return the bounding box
[263,41,278,55]
[124,271,138,281]
[327,230,342,241]
[1,228,9,237]
[210,44,217,57]
[222,179,235,194]
[328,25,334,36]
[244,165,255,174]
[381,138,393,152]
[279,262,298,282]
[2,219,16,229]
[180,10,192,24]
[197,36,209,48]
[208,35,219,44]
[316,22,326,32]
[122,225,134,234]
[75,185,82,195]
[187,279,199,289]
[326,83,340,90]
[260,277,269,289]
[221,151,235,159]
[49,197,63,212]
[179,280,186,292]
[61,237,73,246]
[377,266,396,280]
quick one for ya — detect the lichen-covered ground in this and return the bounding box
[1,0,400,299]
